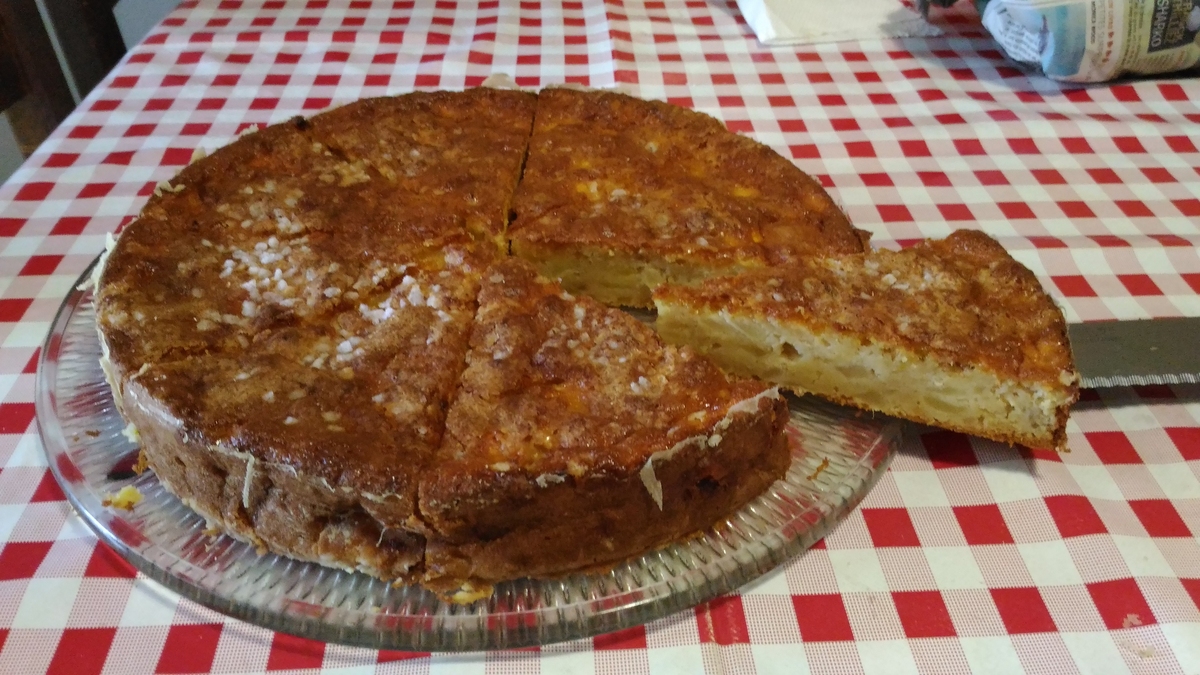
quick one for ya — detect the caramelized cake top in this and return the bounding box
[509,87,867,268]
[123,258,481,512]
[304,89,536,251]
[98,89,535,376]
[97,89,538,501]
[432,259,775,483]
[654,230,1077,385]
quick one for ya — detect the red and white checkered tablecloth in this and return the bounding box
[2,1,1199,672]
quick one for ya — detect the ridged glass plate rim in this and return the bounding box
[37,255,900,651]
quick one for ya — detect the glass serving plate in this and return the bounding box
[36,257,900,651]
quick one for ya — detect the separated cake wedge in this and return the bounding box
[510,87,867,307]
[653,230,1079,450]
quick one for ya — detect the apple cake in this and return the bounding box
[95,87,793,598]
[95,86,1077,601]
[653,230,1080,450]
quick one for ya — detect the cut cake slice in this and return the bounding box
[96,89,539,584]
[509,87,867,307]
[653,230,1079,450]
[418,259,790,596]
[121,256,483,581]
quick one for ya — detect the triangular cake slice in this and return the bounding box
[509,87,867,307]
[418,259,789,597]
[121,255,482,581]
[654,230,1079,450]
[95,89,539,582]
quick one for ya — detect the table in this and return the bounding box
[2,1,1198,673]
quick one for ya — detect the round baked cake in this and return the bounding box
[94,87,867,600]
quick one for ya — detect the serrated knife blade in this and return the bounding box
[1069,317,1200,389]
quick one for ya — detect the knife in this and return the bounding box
[1069,317,1200,389]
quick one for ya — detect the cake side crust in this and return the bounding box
[122,374,427,580]
[419,387,789,589]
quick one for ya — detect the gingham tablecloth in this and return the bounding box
[2,1,1199,673]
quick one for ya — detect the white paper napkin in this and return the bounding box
[736,0,942,46]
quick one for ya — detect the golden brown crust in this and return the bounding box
[509,87,867,298]
[116,262,479,501]
[96,89,533,495]
[96,89,535,381]
[421,259,789,587]
[303,90,536,251]
[437,259,775,473]
[111,258,485,582]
